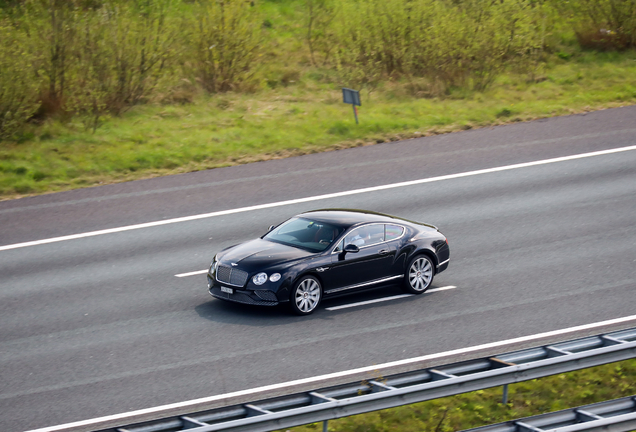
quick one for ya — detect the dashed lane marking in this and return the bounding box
[175,269,208,277]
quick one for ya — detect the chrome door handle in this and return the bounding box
[379,249,390,255]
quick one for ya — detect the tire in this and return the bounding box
[403,254,434,294]
[290,275,322,315]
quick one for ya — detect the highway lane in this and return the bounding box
[1,107,636,431]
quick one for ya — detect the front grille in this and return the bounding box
[216,265,249,287]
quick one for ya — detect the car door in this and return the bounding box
[322,224,395,294]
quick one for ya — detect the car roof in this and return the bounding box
[299,209,422,230]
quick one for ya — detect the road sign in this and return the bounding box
[342,88,361,124]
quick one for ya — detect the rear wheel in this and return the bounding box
[403,255,434,294]
[290,276,322,315]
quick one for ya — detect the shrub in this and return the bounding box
[190,0,263,93]
[304,0,336,67]
[0,19,41,140]
[18,0,81,115]
[332,0,415,93]
[98,0,184,114]
[330,0,547,94]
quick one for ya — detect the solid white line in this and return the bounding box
[175,269,208,278]
[326,285,457,311]
[4,145,636,252]
[26,314,636,432]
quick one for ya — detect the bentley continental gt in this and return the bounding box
[207,209,450,315]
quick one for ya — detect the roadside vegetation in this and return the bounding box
[0,0,635,199]
[280,359,636,432]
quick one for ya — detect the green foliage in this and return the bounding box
[329,0,549,95]
[332,0,419,92]
[0,19,41,140]
[19,0,81,111]
[304,0,335,67]
[5,0,183,129]
[2,0,626,139]
[65,8,110,132]
[190,0,263,93]
[104,0,183,113]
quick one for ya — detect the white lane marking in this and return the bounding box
[26,314,636,432]
[326,294,413,310]
[4,145,636,252]
[175,269,208,278]
[326,286,457,311]
[427,285,457,293]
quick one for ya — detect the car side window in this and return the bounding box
[345,224,385,247]
[333,239,344,253]
[385,224,404,241]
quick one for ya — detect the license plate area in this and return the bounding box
[220,286,234,294]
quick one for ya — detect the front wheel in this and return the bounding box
[290,276,322,315]
[403,255,434,294]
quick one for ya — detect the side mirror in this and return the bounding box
[343,244,360,254]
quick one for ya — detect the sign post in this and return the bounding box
[342,88,361,124]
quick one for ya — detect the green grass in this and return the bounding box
[1,47,636,200]
[277,359,636,432]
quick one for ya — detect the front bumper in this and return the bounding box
[208,274,280,307]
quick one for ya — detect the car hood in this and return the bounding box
[219,239,313,271]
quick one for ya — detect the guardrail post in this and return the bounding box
[502,384,509,405]
[323,419,329,432]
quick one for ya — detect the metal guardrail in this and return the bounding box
[461,395,636,432]
[95,327,636,432]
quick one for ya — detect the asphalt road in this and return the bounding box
[1,106,635,432]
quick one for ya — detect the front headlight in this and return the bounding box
[253,272,268,285]
[269,273,281,282]
[210,257,219,273]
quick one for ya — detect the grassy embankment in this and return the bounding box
[1,0,635,200]
[279,359,636,432]
[3,49,635,200]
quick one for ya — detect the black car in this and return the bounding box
[207,209,450,315]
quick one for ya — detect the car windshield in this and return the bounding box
[263,217,343,252]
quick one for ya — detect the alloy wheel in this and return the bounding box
[294,277,321,314]
[408,257,433,292]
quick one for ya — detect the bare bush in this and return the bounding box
[556,0,636,50]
